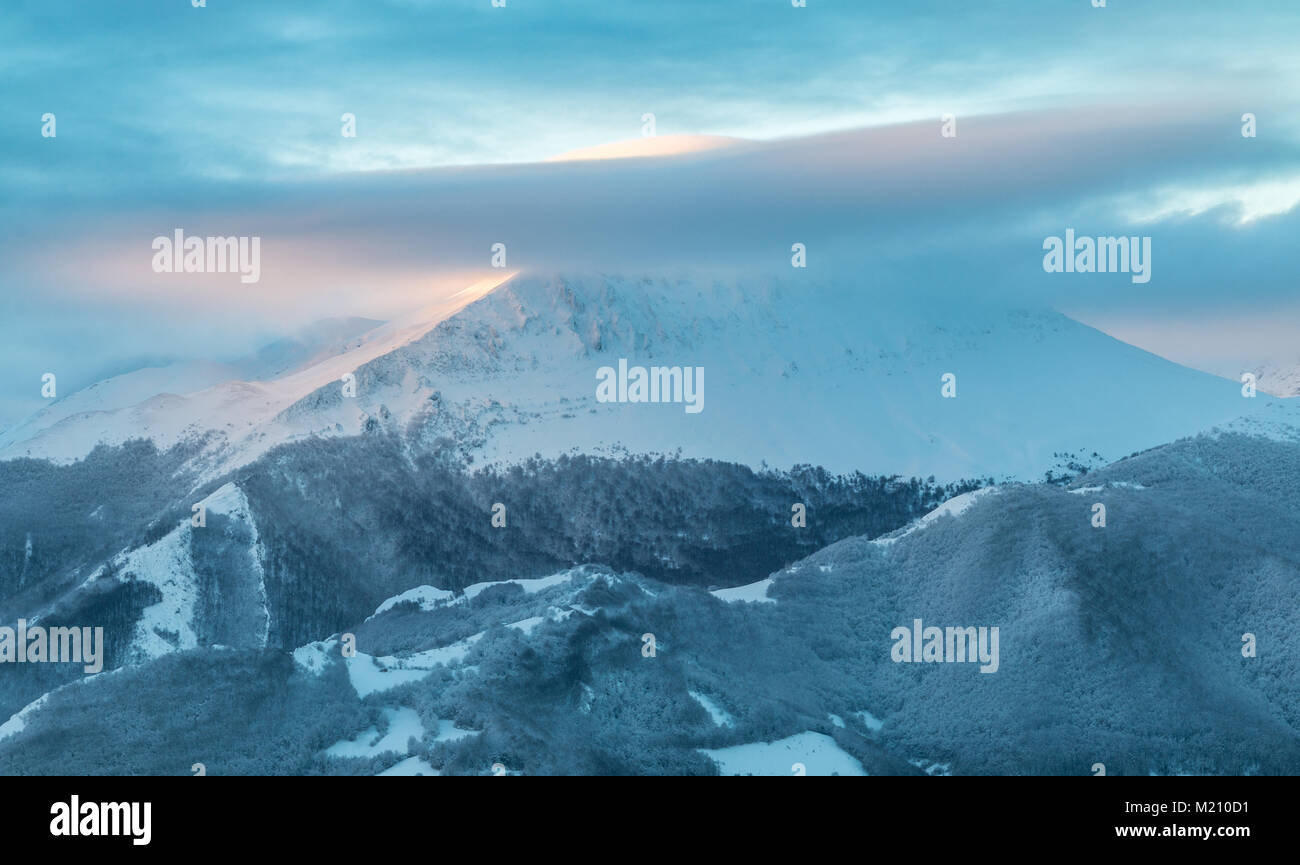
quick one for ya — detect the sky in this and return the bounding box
[2,0,1299,424]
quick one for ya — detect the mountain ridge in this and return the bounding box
[1,273,1293,483]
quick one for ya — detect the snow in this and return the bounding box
[432,720,479,743]
[198,482,270,646]
[1216,409,1300,444]
[0,668,126,743]
[19,534,32,586]
[427,277,1297,481]
[1248,358,1300,398]
[5,273,1294,485]
[874,487,999,547]
[855,710,884,733]
[86,480,269,663]
[344,654,426,699]
[368,584,456,619]
[921,487,1000,522]
[711,577,776,604]
[0,693,51,742]
[345,633,484,698]
[390,634,483,669]
[326,707,425,759]
[689,690,735,727]
[1068,481,1148,495]
[0,360,244,454]
[507,616,545,635]
[293,640,336,676]
[0,273,514,475]
[345,656,435,699]
[460,570,580,603]
[201,482,248,516]
[908,758,953,777]
[700,732,868,776]
[578,682,596,714]
[378,756,439,776]
[103,522,200,662]
[367,569,591,626]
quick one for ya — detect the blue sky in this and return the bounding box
[5,0,1299,187]
[2,0,1299,424]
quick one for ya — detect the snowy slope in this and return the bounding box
[1251,358,1300,398]
[80,481,269,666]
[0,361,243,448]
[253,273,1295,480]
[700,732,868,776]
[0,317,384,452]
[1,272,1294,481]
[873,486,1001,547]
[0,276,511,469]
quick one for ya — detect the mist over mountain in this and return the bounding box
[0,316,383,453]
[1,273,1289,482]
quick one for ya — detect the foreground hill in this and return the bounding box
[2,428,1295,774]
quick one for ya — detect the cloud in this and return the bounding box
[3,0,1298,192]
[3,1,1300,424]
[14,101,1299,296]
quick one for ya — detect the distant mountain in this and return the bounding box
[1251,358,1300,398]
[1,273,1291,482]
[0,316,383,461]
[240,316,386,380]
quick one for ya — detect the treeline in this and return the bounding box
[0,647,366,776]
[237,432,989,648]
[0,439,200,622]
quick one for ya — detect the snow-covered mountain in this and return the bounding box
[1,273,1293,481]
[0,278,507,470]
[4,428,1298,775]
[0,316,381,456]
[1251,358,1300,398]
[2,270,1297,774]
